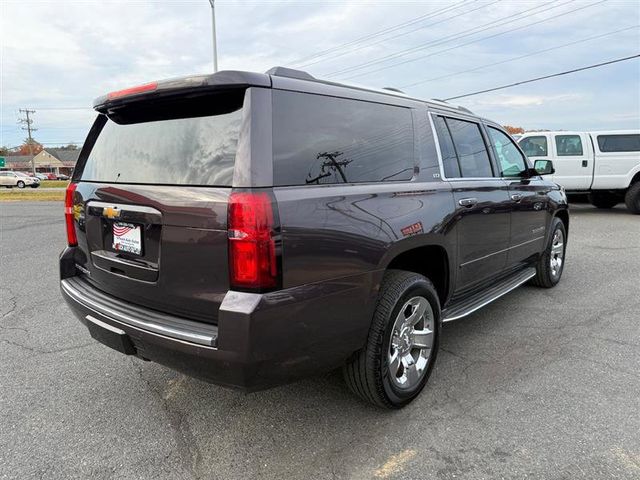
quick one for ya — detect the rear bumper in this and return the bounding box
[60,251,378,391]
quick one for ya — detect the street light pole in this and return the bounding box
[208,0,218,72]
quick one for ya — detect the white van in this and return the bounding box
[518,130,640,213]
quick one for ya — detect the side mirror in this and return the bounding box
[534,159,555,175]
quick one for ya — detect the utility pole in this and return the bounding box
[208,0,218,72]
[18,108,37,174]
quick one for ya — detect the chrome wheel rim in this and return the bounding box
[550,229,564,278]
[387,296,434,390]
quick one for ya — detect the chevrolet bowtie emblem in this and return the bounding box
[103,206,121,219]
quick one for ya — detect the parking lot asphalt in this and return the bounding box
[1,201,639,480]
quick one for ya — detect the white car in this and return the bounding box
[0,171,40,188]
[518,130,640,213]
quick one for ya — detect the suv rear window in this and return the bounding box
[272,91,415,186]
[80,92,244,186]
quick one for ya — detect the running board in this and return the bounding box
[442,267,536,322]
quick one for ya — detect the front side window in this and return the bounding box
[555,135,583,156]
[519,136,548,157]
[444,117,493,178]
[272,91,415,185]
[597,134,640,152]
[488,127,528,177]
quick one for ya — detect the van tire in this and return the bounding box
[589,192,618,209]
[343,270,440,409]
[625,182,640,214]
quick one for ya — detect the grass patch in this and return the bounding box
[0,189,65,201]
[40,180,69,188]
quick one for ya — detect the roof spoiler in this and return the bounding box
[93,70,271,112]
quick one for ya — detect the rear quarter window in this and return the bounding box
[272,91,415,186]
[597,134,640,152]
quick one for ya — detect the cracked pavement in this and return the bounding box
[1,201,639,479]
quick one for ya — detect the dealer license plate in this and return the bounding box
[112,222,142,256]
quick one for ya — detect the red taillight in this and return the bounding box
[107,82,157,100]
[228,191,279,291]
[65,183,78,246]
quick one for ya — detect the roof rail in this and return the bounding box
[382,87,406,94]
[265,66,315,81]
[431,98,473,114]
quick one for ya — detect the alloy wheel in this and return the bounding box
[387,296,434,390]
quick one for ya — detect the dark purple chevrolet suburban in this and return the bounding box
[60,67,568,408]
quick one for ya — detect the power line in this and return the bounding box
[339,0,606,81]
[289,1,469,66]
[400,24,640,89]
[326,0,573,78]
[33,107,93,111]
[444,53,640,100]
[296,1,497,69]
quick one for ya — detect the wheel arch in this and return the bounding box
[555,208,569,235]
[384,243,451,306]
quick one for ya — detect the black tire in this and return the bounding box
[588,192,618,209]
[343,270,440,409]
[531,217,567,288]
[625,182,640,214]
[30,184,39,189]
[16,181,25,189]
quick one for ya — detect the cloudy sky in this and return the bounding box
[1,0,639,149]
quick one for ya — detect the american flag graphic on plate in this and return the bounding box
[112,222,142,255]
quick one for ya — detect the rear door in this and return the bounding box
[550,133,592,190]
[70,89,248,324]
[431,113,511,290]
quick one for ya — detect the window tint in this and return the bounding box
[519,136,548,157]
[80,93,243,186]
[555,135,583,156]
[444,118,493,178]
[432,116,461,178]
[272,91,414,185]
[488,127,528,177]
[597,134,640,152]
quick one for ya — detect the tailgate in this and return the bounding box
[67,89,247,324]
[71,183,230,324]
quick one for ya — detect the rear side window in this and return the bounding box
[555,135,583,156]
[434,116,493,178]
[519,136,548,157]
[433,116,461,178]
[597,134,640,152]
[80,92,244,186]
[272,91,414,185]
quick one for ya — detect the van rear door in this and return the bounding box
[68,89,247,324]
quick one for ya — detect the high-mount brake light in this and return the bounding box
[107,82,158,100]
[227,192,278,290]
[65,183,78,246]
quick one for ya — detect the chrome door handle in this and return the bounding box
[511,194,523,202]
[458,197,478,207]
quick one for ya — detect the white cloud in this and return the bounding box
[467,93,586,108]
